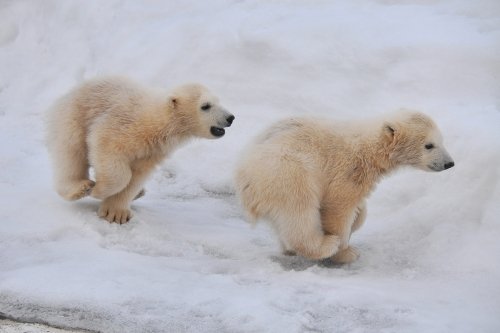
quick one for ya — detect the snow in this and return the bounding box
[1,0,499,332]
[0,319,83,333]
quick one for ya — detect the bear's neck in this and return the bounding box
[351,136,399,185]
[139,108,196,153]
[160,109,196,141]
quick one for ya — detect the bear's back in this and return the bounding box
[72,77,147,121]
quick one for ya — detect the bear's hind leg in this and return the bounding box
[90,158,132,200]
[279,240,297,256]
[278,209,341,260]
[51,136,94,201]
[61,179,95,201]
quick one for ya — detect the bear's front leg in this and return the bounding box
[329,201,367,263]
[133,188,146,201]
[97,162,154,223]
[321,206,360,264]
[350,200,367,235]
[330,246,360,264]
[98,198,133,224]
[98,178,144,223]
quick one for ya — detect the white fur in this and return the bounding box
[235,111,454,262]
[46,76,234,223]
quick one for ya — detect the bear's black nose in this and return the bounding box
[444,161,454,169]
[226,115,235,126]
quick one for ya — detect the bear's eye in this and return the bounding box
[201,103,211,111]
[425,143,435,150]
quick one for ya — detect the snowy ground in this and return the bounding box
[1,0,500,332]
[0,319,84,333]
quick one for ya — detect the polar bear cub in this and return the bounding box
[47,77,234,223]
[235,111,454,263]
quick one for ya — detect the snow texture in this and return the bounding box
[1,0,499,332]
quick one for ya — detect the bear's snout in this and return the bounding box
[428,159,455,171]
[226,115,235,126]
[444,161,454,170]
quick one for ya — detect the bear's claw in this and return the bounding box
[98,205,132,224]
[330,246,360,264]
[133,188,146,201]
[66,180,95,201]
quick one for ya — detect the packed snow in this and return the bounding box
[1,0,499,332]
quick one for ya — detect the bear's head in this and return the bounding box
[383,111,454,172]
[168,84,234,139]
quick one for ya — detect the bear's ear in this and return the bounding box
[168,96,178,110]
[382,122,398,145]
[383,122,395,137]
